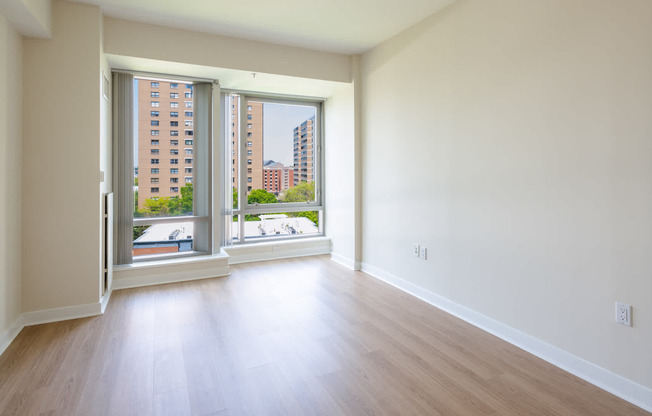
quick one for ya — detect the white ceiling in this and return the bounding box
[69,0,455,54]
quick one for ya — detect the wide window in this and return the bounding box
[113,73,213,264]
[225,93,323,243]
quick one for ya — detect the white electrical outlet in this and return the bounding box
[419,246,427,260]
[413,243,420,257]
[615,302,631,327]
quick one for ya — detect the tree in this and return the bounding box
[136,183,193,217]
[179,183,193,214]
[233,188,238,209]
[282,181,314,203]
[248,189,278,204]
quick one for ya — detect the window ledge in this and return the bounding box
[113,250,230,290]
[225,236,331,264]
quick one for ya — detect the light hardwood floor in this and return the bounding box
[0,255,648,415]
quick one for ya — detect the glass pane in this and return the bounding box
[134,78,194,218]
[242,211,319,240]
[132,222,194,257]
[243,100,317,204]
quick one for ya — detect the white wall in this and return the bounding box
[22,1,103,312]
[361,0,652,391]
[0,14,22,340]
[103,17,351,83]
[324,82,357,267]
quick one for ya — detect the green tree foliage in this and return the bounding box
[136,183,193,217]
[247,189,278,204]
[133,225,149,240]
[233,188,238,209]
[282,181,314,203]
[179,183,193,214]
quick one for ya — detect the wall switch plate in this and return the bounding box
[615,302,632,327]
[413,243,420,257]
[419,246,427,260]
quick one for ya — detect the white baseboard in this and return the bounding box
[20,302,103,327]
[330,253,361,270]
[360,262,652,413]
[0,302,105,358]
[0,316,25,357]
[226,237,331,265]
[113,252,230,290]
[100,289,112,313]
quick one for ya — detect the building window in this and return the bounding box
[151,149,159,154]
[151,187,159,193]
[151,130,159,135]
[170,149,179,155]
[185,149,193,155]
[151,140,159,145]
[151,168,159,174]
[185,177,193,183]
[151,178,159,184]
[170,111,178,117]
[170,140,178,145]
[185,158,193,164]
[185,92,192,98]
[170,159,179,164]
[185,111,193,117]
[170,168,178,174]
[170,178,179,183]
[151,82,159,88]
[185,167,192,174]
[151,120,159,126]
[185,130,193,136]
[185,101,193,108]
[170,93,179,98]
[151,111,159,117]
[170,121,178,127]
[228,93,323,243]
[185,120,193,127]
[185,140,193,145]
[151,159,159,164]
[185,84,192,89]
[151,101,159,107]
[171,131,179,136]
[171,102,179,108]
[171,187,179,192]
[151,92,159,98]
[170,83,178,89]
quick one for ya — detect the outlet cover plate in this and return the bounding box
[615,302,631,327]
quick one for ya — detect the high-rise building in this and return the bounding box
[230,97,263,195]
[293,115,315,185]
[137,80,194,209]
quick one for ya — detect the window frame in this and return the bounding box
[113,72,216,265]
[227,92,324,244]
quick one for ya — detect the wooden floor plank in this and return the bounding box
[0,255,648,416]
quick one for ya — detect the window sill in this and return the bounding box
[113,250,230,290]
[224,236,331,264]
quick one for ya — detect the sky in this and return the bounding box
[260,102,315,166]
